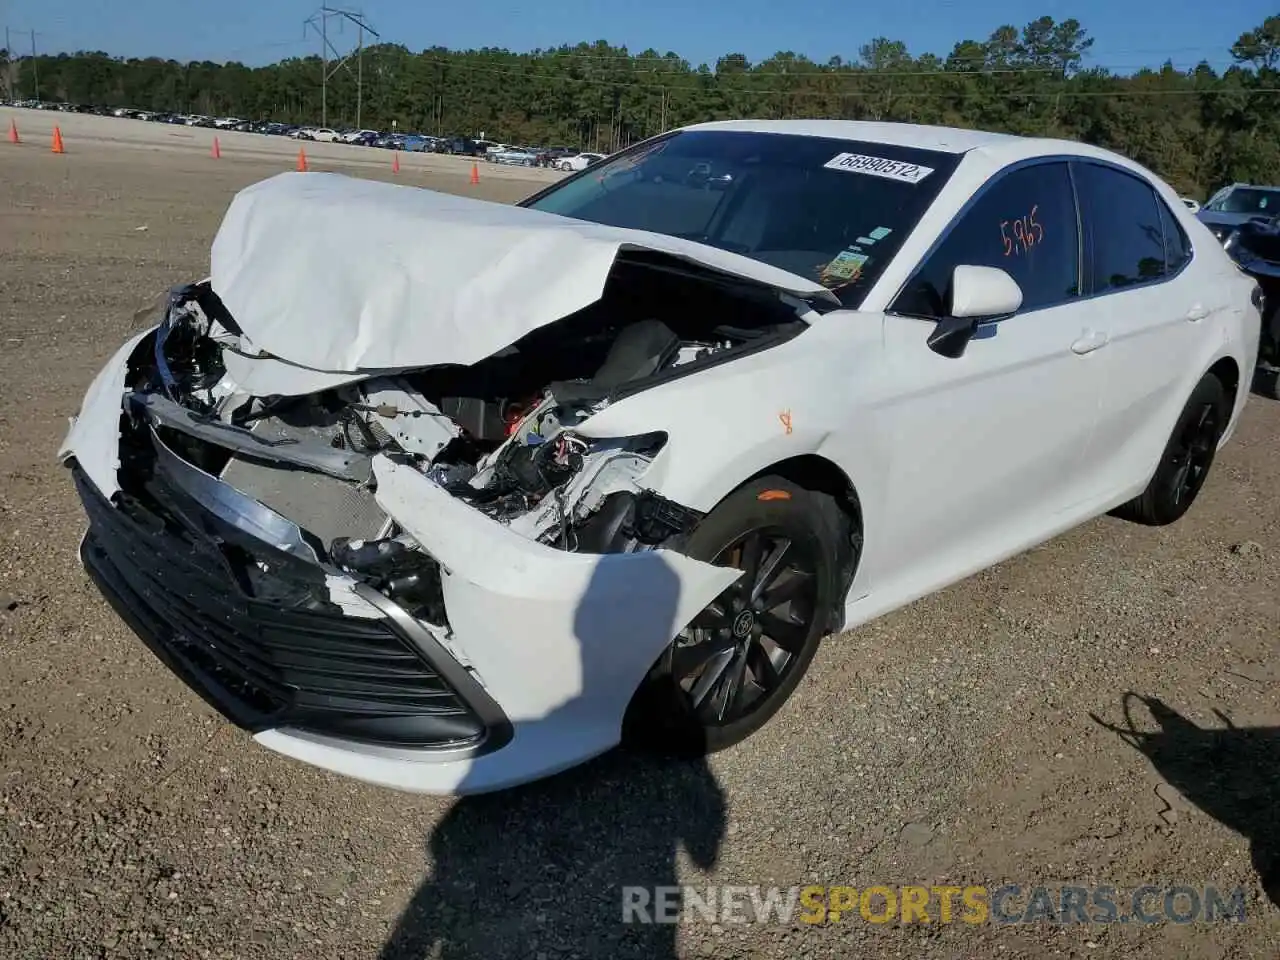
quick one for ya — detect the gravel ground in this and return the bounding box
[2,125,1279,960]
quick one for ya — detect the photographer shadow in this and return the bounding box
[379,552,729,959]
[1092,693,1280,905]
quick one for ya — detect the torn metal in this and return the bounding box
[54,164,862,791]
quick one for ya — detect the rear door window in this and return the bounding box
[1072,162,1168,293]
[1157,198,1193,274]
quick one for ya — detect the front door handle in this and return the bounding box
[1186,304,1209,322]
[1071,330,1110,355]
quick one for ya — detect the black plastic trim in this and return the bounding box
[352,583,514,757]
[70,459,512,755]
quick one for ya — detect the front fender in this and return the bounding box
[574,359,838,512]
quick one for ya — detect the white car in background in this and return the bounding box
[61,120,1260,795]
[297,127,339,142]
[559,152,606,172]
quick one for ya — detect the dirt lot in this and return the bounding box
[2,115,1279,960]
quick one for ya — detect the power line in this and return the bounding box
[303,6,379,127]
[1,26,42,99]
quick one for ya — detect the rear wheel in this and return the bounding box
[623,476,854,757]
[1112,373,1228,526]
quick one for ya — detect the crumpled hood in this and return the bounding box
[209,172,838,373]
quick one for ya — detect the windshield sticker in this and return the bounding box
[855,236,876,246]
[868,226,893,240]
[823,153,934,183]
[820,248,870,284]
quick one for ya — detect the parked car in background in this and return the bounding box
[341,129,380,144]
[298,127,340,142]
[1198,183,1280,241]
[489,146,539,166]
[1213,217,1280,396]
[436,136,482,156]
[558,152,606,172]
[538,146,577,167]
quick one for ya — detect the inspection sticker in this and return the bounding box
[822,249,869,281]
[823,153,934,183]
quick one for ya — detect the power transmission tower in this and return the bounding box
[303,6,379,128]
[2,26,41,100]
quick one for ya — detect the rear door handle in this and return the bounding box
[1071,330,1110,355]
[1186,304,1209,322]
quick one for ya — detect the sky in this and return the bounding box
[0,0,1272,74]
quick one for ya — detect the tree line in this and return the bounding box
[3,14,1280,198]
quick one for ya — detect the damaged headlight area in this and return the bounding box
[119,262,800,626]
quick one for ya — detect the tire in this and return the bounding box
[560,161,572,172]
[1112,373,1228,526]
[622,475,854,757]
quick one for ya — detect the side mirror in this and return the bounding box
[927,265,1023,358]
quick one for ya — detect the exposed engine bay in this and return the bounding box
[121,254,810,622]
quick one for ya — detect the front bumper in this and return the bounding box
[61,338,739,794]
[74,461,503,753]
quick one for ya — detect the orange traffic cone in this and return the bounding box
[211,136,222,159]
[296,146,308,172]
[469,162,479,185]
[51,126,65,154]
[6,118,19,144]
[392,150,400,173]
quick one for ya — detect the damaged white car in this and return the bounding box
[62,120,1260,794]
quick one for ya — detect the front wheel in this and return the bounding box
[622,475,854,757]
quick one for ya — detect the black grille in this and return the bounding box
[74,463,486,749]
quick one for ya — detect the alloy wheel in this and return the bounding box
[668,527,818,727]
[1168,401,1221,506]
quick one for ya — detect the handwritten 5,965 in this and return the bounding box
[1001,205,1043,257]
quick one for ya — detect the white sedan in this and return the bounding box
[559,151,605,171]
[60,120,1261,795]
[298,127,340,142]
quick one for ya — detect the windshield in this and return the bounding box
[521,129,961,307]
[1211,187,1280,215]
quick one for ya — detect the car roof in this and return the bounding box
[676,118,1137,168]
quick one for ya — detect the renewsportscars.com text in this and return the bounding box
[621,884,1247,925]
